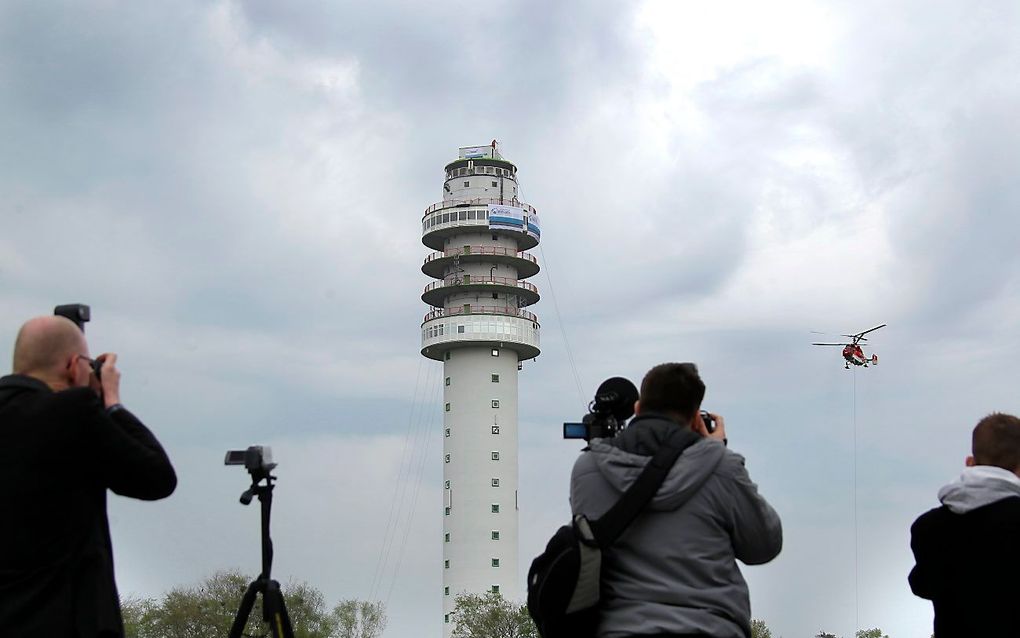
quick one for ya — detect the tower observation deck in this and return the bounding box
[420,142,540,633]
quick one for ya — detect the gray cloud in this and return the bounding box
[2,1,1020,637]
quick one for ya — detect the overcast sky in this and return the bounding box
[2,1,1019,636]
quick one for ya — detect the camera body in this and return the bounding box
[563,377,639,442]
[224,446,276,472]
[563,410,625,442]
[700,410,716,434]
[54,304,91,331]
[54,303,102,380]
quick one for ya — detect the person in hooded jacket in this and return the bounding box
[570,362,782,638]
[909,412,1020,637]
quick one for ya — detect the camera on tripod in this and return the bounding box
[223,445,294,638]
[224,446,276,472]
[563,377,639,442]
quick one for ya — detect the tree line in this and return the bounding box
[123,571,909,638]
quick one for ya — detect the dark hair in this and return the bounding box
[972,413,1020,471]
[639,362,706,420]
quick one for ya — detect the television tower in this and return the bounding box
[419,141,540,634]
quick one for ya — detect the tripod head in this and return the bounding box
[225,446,277,504]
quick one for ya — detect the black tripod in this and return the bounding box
[227,466,295,638]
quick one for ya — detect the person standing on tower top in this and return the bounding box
[570,362,782,638]
[0,315,177,638]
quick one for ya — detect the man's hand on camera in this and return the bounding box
[95,353,121,408]
[706,412,726,443]
[694,411,727,442]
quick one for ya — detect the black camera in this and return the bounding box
[54,303,103,380]
[700,410,716,434]
[54,303,91,331]
[225,446,276,473]
[563,377,639,442]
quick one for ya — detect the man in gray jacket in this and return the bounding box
[570,363,782,638]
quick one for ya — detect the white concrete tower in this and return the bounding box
[420,142,540,634]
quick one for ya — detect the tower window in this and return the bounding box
[464,181,470,187]
[491,349,499,357]
[444,507,451,516]
[444,586,450,594]
[445,351,451,360]
[492,181,498,187]
[444,533,450,543]
[492,292,498,299]
[445,560,450,568]
[492,400,500,408]
[445,403,451,412]
[492,558,500,567]
[445,428,451,437]
[491,374,499,383]
[491,504,500,513]
[445,614,449,623]
[492,234,498,241]
[445,377,451,386]
[491,425,500,435]
[491,478,500,487]
[491,585,500,594]
[458,325,465,333]
[445,454,451,463]
[491,451,500,461]
[491,530,500,540]
[445,480,451,489]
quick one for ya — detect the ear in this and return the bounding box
[691,410,708,436]
[63,355,79,386]
[965,455,976,467]
[633,400,641,416]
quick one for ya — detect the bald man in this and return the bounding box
[0,316,176,638]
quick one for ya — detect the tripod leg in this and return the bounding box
[264,579,296,638]
[228,579,262,638]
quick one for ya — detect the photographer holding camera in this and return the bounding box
[569,363,782,638]
[0,314,176,637]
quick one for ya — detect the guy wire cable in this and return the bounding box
[516,182,586,407]
[367,357,429,603]
[381,362,439,602]
[538,243,587,407]
[367,356,423,602]
[384,364,443,606]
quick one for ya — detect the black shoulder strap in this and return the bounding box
[588,435,697,548]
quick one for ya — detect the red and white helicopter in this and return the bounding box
[812,324,887,369]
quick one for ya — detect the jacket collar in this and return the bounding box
[0,374,53,394]
[610,412,701,456]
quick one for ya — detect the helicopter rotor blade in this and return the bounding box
[857,323,887,337]
[812,342,847,346]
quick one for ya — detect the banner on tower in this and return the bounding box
[460,146,491,159]
[488,204,525,231]
[526,213,541,240]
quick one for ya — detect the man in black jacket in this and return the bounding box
[909,412,1020,637]
[0,315,177,637]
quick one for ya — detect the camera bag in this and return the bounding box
[526,440,692,638]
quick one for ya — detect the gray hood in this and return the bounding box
[938,465,1020,514]
[587,435,726,512]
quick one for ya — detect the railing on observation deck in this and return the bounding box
[423,277,539,296]
[423,246,538,266]
[422,306,539,324]
[422,198,537,219]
